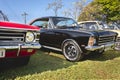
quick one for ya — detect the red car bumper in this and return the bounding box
[5,49,36,58]
[0,43,41,58]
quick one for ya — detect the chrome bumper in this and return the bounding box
[85,42,115,51]
[114,42,120,50]
[0,43,41,50]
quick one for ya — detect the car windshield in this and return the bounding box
[79,22,99,30]
[79,21,111,30]
[52,17,78,28]
[98,22,111,30]
[109,24,120,30]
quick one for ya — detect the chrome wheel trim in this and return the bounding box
[63,42,79,61]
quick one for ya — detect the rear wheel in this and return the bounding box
[62,40,83,62]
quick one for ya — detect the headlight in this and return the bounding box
[26,32,35,42]
[88,36,96,46]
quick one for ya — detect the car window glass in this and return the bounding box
[52,18,78,28]
[31,19,48,28]
[99,23,110,30]
[80,22,98,30]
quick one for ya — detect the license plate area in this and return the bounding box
[0,49,5,58]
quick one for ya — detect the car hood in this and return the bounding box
[109,30,120,37]
[0,21,40,31]
[91,30,117,37]
[65,27,117,37]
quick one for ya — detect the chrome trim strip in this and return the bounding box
[43,45,62,51]
[0,36,24,38]
[0,26,39,31]
[0,43,41,49]
[85,42,115,51]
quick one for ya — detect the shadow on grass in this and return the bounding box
[0,49,119,79]
[84,50,120,61]
[0,50,75,80]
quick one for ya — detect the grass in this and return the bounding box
[0,50,120,80]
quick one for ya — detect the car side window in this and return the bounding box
[31,19,49,29]
[79,23,85,29]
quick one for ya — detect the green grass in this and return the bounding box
[0,50,120,80]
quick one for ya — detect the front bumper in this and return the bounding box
[85,42,115,51]
[0,43,41,49]
[0,43,41,57]
[114,42,120,50]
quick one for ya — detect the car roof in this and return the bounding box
[29,16,73,24]
[78,21,101,24]
[33,16,72,20]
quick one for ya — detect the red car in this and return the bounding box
[0,21,41,66]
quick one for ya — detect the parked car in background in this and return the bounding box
[78,21,120,50]
[109,23,120,30]
[29,16,117,62]
[0,21,41,66]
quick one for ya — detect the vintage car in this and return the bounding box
[0,21,41,66]
[109,23,120,30]
[78,21,120,50]
[29,16,117,62]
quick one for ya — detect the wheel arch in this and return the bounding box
[61,39,83,53]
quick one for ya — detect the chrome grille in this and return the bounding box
[35,32,40,42]
[0,30,25,45]
[98,36,115,45]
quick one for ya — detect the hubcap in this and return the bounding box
[65,44,77,59]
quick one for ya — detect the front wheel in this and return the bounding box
[62,40,83,62]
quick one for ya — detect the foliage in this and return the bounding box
[78,0,120,23]
[78,3,103,21]
[47,0,63,16]
[0,50,120,80]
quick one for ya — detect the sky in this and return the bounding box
[0,0,92,24]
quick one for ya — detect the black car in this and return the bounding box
[29,16,117,62]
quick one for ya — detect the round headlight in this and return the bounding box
[26,32,34,42]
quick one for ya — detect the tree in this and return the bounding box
[78,2,103,21]
[78,0,120,23]
[95,0,120,23]
[63,0,86,20]
[47,0,63,16]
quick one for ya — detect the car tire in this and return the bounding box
[62,40,83,62]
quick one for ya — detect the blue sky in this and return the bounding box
[0,0,92,23]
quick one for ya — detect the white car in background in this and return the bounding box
[78,21,120,50]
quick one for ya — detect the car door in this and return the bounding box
[30,18,57,47]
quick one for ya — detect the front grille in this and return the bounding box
[98,36,115,45]
[35,32,40,42]
[0,30,25,45]
[117,37,120,42]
